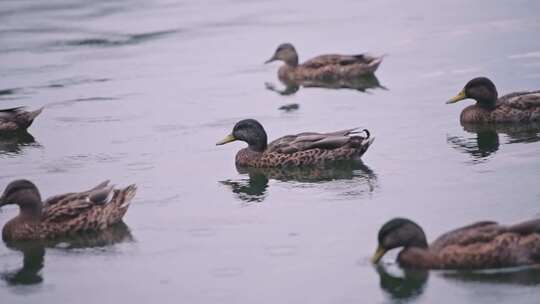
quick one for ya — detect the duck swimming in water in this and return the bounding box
[0,179,137,241]
[447,77,540,123]
[216,119,373,168]
[372,217,540,269]
[265,43,383,82]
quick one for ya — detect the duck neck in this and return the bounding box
[18,194,43,219]
[475,89,498,110]
[245,127,268,152]
[248,140,267,153]
[285,54,299,67]
[398,246,436,269]
[476,98,497,110]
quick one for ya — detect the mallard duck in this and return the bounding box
[371,218,540,269]
[265,43,383,82]
[447,77,540,123]
[216,119,374,168]
[0,107,43,132]
[0,179,137,241]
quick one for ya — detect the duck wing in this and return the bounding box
[267,127,369,154]
[42,181,115,223]
[499,90,540,110]
[44,180,110,206]
[507,218,540,235]
[302,54,374,69]
[430,221,503,252]
[430,219,540,268]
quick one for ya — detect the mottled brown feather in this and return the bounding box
[0,107,43,132]
[398,219,540,269]
[278,54,383,82]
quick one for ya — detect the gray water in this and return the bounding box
[1,0,540,303]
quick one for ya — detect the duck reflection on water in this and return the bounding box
[0,131,40,156]
[375,264,428,302]
[447,122,540,162]
[265,73,386,96]
[375,263,540,302]
[440,267,540,286]
[220,160,378,203]
[1,222,133,286]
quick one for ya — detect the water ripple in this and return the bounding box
[56,30,179,48]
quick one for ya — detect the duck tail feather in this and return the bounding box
[29,107,44,121]
[89,184,115,204]
[119,184,137,209]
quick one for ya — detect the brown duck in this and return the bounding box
[0,107,43,132]
[372,218,540,269]
[216,119,374,168]
[0,179,137,241]
[447,77,540,123]
[265,43,383,82]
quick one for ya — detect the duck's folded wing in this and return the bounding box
[44,180,110,206]
[302,54,371,68]
[500,91,540,109]
[430,221,501,251]
[43,188,115,223]
[507,218,540,235]
[322,127,366,136]
[42,196,97,223]
[0,107,26,119]
[43,192,77,206]
[268,128,368,154]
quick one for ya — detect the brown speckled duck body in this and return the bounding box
[265,43,383,82]
[217,119,374,168]
[447,77,540,124]
[0,107,43,132]
[372,218,540,270]
[0,180,137,241]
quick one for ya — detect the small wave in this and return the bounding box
[508,51,540,60]
[0,88,20,96]
[59,29,179,48]
[44,77,109,89]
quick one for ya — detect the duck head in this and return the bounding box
[216,119,268,152]
[447,77,498,109]
[371,218,428,264]
[0,180,42,216]
[265,43,299,67]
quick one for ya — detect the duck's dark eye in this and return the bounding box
[234,125,244,132]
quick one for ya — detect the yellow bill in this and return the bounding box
[371,246,387,264]
[446,89,467,104]
[216,134,236,145]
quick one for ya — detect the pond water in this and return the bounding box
[1,0,540,303]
